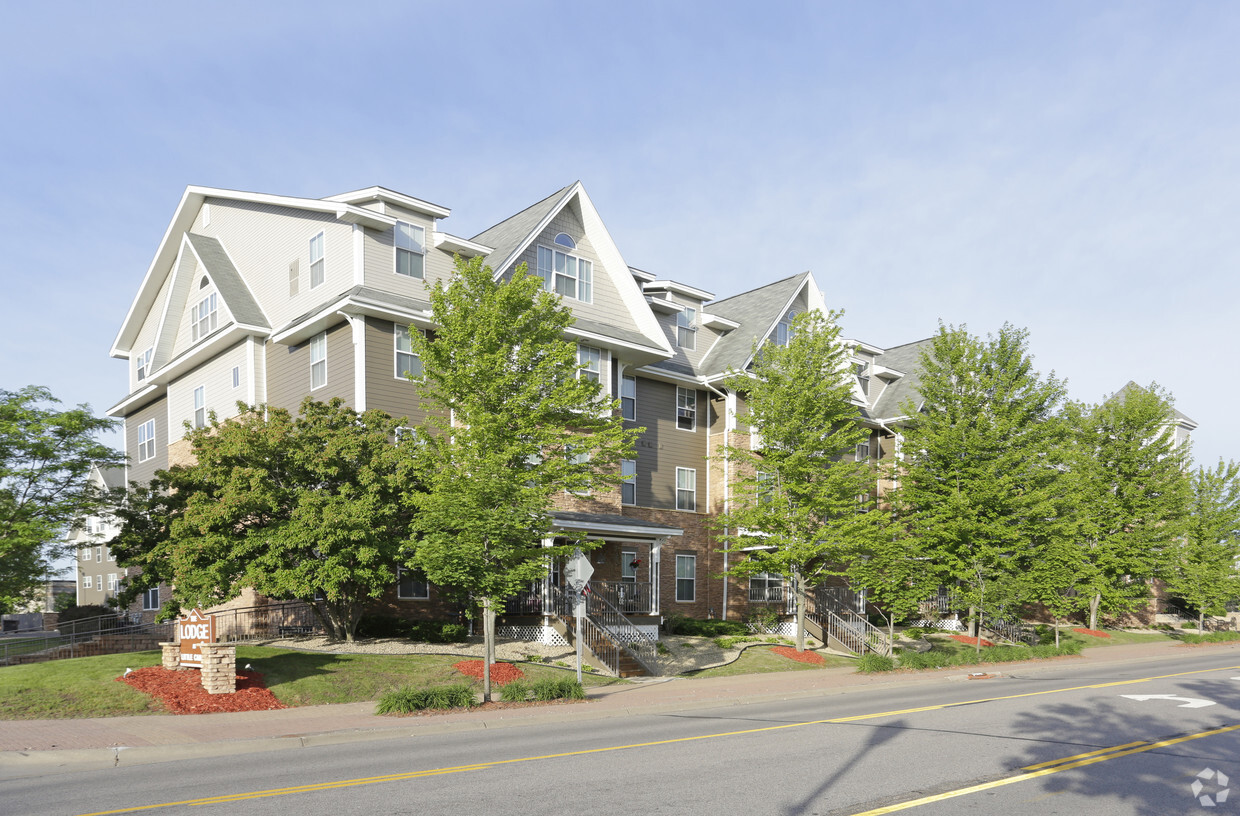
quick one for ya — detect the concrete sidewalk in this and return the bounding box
[0,640,1223,774]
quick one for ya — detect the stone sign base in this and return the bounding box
[160,642,180,670]
[199,643,236,694]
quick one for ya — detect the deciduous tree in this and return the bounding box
[1165,459,1240,630]
[715,310,877,652]
[403,255,638,700]
[0,386,122,611]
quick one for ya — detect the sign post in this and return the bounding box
[176,608,215,669]
[562,548,594,683]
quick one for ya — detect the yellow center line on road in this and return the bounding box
[852,722,1240,815]
[1020,740,1148,770]
[73,664,1240,816]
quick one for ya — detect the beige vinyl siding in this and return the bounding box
[166,342,250,443]
[264,321,354,413]
[363,317,435,427]
[765,288,810,346]
[173,273,235,358]
[506,205,641,337]
[362,209,454,298]
[655,292,711,372]
[629,378,707,511]
[125,395,168,486]
[129,270,174,393]
[191,199,351,330]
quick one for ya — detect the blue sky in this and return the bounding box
[1,1,1236,465]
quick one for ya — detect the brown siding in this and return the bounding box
[125,396,168,486]
[363,317,433,427]
[265,322,353,413]
[630,378,707,511]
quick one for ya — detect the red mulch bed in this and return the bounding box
[771,646,826,665]
[949,634,995,647]
[118,667,287,714]
[453,660,525,685]
[1073,627,1111,638]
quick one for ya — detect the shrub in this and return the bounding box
[714,635,761,650]
[1181,621,1197,630]
[857,654,896,673]
[897,641,1081,670]
[1180,631,1240,645]
[499,680,531,702]
[664,616,749,637]
[747,607,780,633]
[532,677,585,701]
[58,604,115,624]
[902,627,928,640]
[375,683,477,714]
[355,616,468,643]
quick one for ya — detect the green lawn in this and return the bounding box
[687,645,855,678]
[0,647,625,720]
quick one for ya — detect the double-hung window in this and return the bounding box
[749,572,783,603]
[621,459,637,505]
[675,554,696,602]
[136,347,152,381]
[83,575,92,589]
[191,293,217,342]
[676,387,696,431]
[309,232,325,289]
[677,307,696,350]
[142,587,159,611]
[107,573,118,592]
[620,374,636,420]
[310,332,327,389]
[756,470,774,504]
[676,467,696,512]
[137,419,156,462]
[395,326,423,378]
[395,222,425,279]
[621,550,637,582]
[193,386,206,429]
[856,439,871,462]
[536,234,593,302]
[95,546,102,562]
[775,311,795,346]
[856,359,870,396]
[397,567,430,600]
[578,345,601,383]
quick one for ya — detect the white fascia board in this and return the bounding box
[550,518,683,539]
[565,326,671,358]
[871,364,904,380]
[488,183,579,280]
[574,186,674,356]
[645,296,683,314]
[432,231,492,257]
[700,312,740,331]
[346,293,437,331]
[643,280,715,301]
[842,338,885,355]
[150,323,270,387]
[628,266,655,282]
[183,234,271,331]
[324,187,451,219]
[632,365,709,388]
[106,384,163,418]
[738,273,810,373]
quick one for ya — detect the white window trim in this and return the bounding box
[676,387,697,432]
[578,344,602,384]
[675,554,696,602]
[83,575,92,589]
[621,374,637,421]
[397,566,430,600]
[676,467,696,512]
[536,243,593,303]
[621,549,638,582]
[190,292,218,343]
[310,331,327,390]
[394,221,426,280]
[137,419,156,463]
[621,459,637,506]
[232,366,241,389]
[677,306,697,350]
[309,231,326,289]
[142,587,159,611]
[136,347,153,382]
[395,326,422,380]
[193,385,206,429]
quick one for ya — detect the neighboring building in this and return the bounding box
[69,465,129,609]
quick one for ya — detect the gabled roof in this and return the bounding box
[1115,381,1199,429]
[185,234,268,330]
[698,272,811,377]
[472,185,574,274]
[112,185,396,358]
[869,338,935,420]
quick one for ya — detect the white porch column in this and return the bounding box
[541,537,555,619]
[651,537,664,615]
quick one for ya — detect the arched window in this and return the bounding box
[199,276,209,289]
[553,232,576,249]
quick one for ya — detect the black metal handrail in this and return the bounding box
[590,581,654,614]
[211,601,322,642]
[0,620,174,666]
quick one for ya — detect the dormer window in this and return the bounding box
[199,276,209,289]
[677,307,697,350]
[537,238,593,303]
[309,232,325,289]
[855,360,870,397]
[395,221,425,279]
[578,344,601,384]
[191,293,217,342]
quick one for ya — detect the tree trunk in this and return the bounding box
[1053,616,1060,648]
[1089,593,1101,631]
[1199,611,1205,632]
[793,567,806,652]
[968,606,978,638]
[481,598,494,703]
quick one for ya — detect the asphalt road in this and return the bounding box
[7,650,1240,816]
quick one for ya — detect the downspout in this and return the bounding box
[703,378,730,620]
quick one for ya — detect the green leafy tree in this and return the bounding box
[715,309,877,652]
[112,398,413,639]
[889,324,1066,651]
[404,255,638,701]
[0,386,122,611]
[1065,383,1192,630]
[845,523,936,646]
[1165,459,1240,630]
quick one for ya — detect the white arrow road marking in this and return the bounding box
[1121,694,1216,709]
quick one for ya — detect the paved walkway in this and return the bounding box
[0,640,1225,773]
